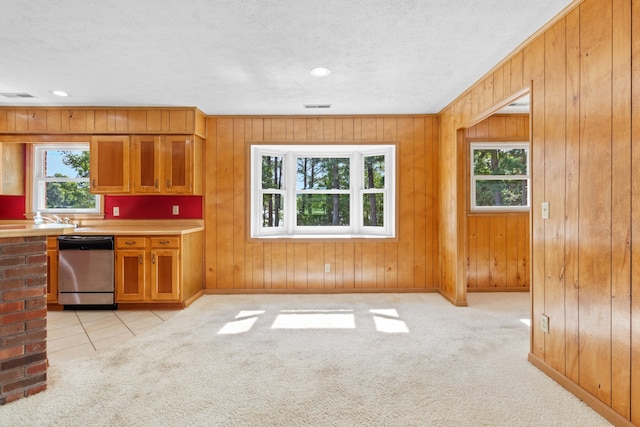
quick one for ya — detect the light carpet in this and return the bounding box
[2,292,611,426]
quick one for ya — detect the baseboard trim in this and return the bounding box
[204,288,440,295]
[527,353,633,427]
[117,302,185,310]
[467,286,529,292]
[437,290,468,307]
[184,289,204,307]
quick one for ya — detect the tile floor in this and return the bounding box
[46,309,178,366]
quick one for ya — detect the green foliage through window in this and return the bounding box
[45,151,95,209]
[471,144,529,211]
[252,145,395,237]
[34,144,100,213]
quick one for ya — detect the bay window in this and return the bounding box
[251,144,395,238]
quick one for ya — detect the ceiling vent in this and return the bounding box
[304,104,331,109]
[0,92,36,98]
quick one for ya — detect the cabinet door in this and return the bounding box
[0,143,25,195]
[46,238,58,303]
[132,135,161,193]
[163,135,192,193]
[116,249,147,301]
[90,135,130,193]
[150,248,180,301]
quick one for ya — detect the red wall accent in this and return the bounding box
[0,195,202,220]
[103,195,202,219]
[0,196,26,220]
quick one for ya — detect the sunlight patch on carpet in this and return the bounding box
[370,309,408,333]
[370,308,399,318]
[272,311,355,329]
[217,316,259,334]
[372,316,409,333]
[236,310,266,319]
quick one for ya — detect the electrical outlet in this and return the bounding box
[541,314,550,333]
[541,202,549,219]
[172,205,179,215]
[324,263,331,273]
[113,206,119,217]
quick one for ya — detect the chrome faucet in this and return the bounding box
[41,214,62,224]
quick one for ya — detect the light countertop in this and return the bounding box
[69,225,203,236]
[0,220,204,238]
[0,223,76,239]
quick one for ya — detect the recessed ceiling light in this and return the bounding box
[310,67,331,78]
[50,90,69,97]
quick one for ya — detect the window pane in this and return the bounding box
[296,157,350,190]
[296,194,350,226]
[45,150,89,178]
[363,193,385,226]
[262,156,284,189]
[473,148,527,176]
[475,180,528,207]
[45,182,95,209]
[262,194,284,227]
[364,155,385,189]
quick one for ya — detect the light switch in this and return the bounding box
[541,202,549,219]
[172,205,180,215]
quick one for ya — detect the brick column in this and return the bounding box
[0,236,48,404]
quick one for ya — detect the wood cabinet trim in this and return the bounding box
[0,107,202,135]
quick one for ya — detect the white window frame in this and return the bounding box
[251,144,395,238]
[32,143,101,215]
[470,142,530,212]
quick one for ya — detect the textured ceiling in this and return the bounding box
[0,0,573,115]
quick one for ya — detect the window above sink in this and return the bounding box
[32,143,102,216]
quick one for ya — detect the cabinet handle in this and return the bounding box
[158,240,170,245]
[138,255,143,264]
[125,241,136,245]
[166,179,170,188]
[152,254,155,264]
[155,179,159,189]
[92,179,96,188]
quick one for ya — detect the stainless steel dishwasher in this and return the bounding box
[57,235,116,308]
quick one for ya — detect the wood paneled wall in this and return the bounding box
[0,107,206,137]
[466,214,529,290]
[438,0,637,424]
[204,116,440,292]
[466,114,530,291]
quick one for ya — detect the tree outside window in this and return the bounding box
[470,143,529,212]
[33,144,100,214]
[252,145,395,238]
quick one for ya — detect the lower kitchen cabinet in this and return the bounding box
[115,237,147,301]
[46,237,58,303]
[149,237,180,301]
[115,232,202,306]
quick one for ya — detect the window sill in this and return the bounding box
[25,212,105,221]
[249,234,397,242]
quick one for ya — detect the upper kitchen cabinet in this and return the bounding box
[163,135,194,194]
[0,143,24,195]
[131,135,162,193]
[90,135,130,193]
[131,135,202,195]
